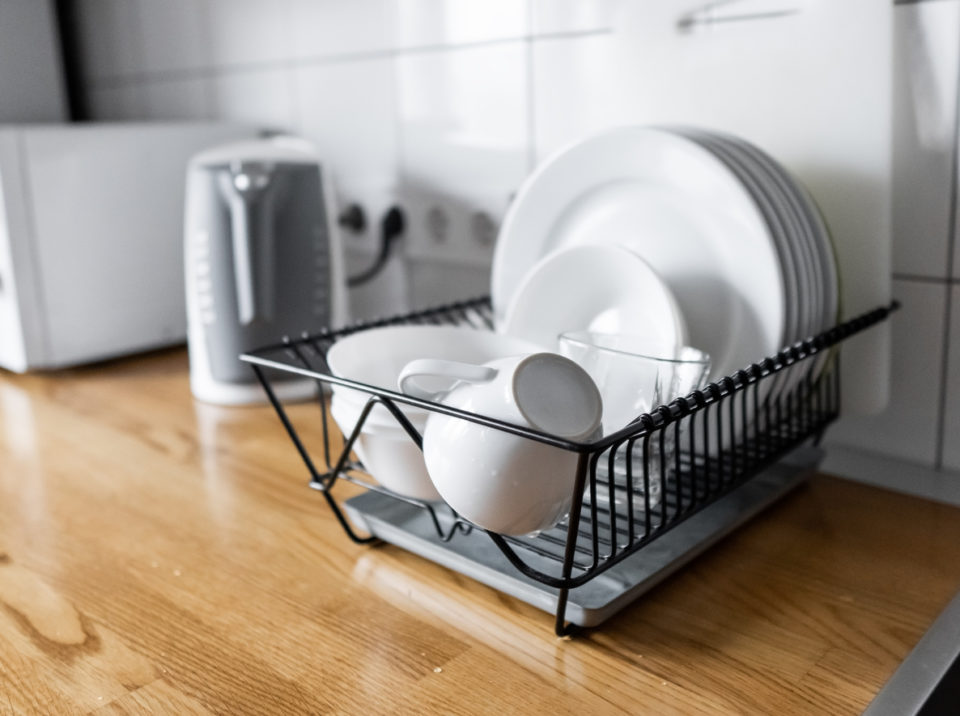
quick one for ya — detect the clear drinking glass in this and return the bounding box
[558,331,711,512]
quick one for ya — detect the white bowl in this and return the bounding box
[501,243,688,351]
[327,325,544,390]
[325,326,543,501]
[329,397,440,501]
[330,389,430,431]
[327,326,543,426]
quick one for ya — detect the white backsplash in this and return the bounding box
[396,41,529,274]
[68,0,960,492]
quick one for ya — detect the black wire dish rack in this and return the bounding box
[241,296,896,636]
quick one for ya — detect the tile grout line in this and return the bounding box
[85,29,614,91]
[198,1,215,120]
[525,0,538,175]
[388,4,412,312]
[933,35,960,470]
[284,0,300,131]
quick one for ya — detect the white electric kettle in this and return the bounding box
[184,136,349,405]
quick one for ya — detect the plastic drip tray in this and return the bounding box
[344,446,822,627]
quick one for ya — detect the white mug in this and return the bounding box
[398,352,602,536]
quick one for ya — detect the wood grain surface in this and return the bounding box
[0,348,958,714]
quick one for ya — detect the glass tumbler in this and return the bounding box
[558,331,711,512]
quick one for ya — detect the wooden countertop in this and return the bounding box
[1,348,959,714]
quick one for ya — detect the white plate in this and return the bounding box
[676,129,803,347]
[697,131,823,414]
[796,182,840,331]
[493,126,786,382]
[678,129,807,418]
[712,132,842,409]
[326,325,544,427]
[721,133,827,337]
[500,244,687,352]
[756,149,840,333]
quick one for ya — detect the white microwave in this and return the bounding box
[0,122,260,372]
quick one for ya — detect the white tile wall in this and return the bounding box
[0,0,68,122]
[205,0,294,69]
[66,0,960,498]
[823,444,960,507]
[289,0,394,59]
[138,0,211,75]
[208,67,297,130]
[406,255,490,312]
[943,287,960,471]
[827,279,947,467]
[75,0,142,80]
[892,0,960,279]
[395,0,528,48]
[142,77,210,121]
[530,33,622,163]
[531,0,615,35]
[86,84,144,121]
[396,43,528,267]
[343,244,410,321]
[295,54,402,319]
[295,58,396,194]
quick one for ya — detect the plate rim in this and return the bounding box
[492,125,787,381]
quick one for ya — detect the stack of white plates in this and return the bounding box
[492,125,840,395]
[676,127,840,351]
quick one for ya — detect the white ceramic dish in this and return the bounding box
[492,126,786,382]
[326,325,544,428]
[329,397,440,501]
[325,325,544,501]
[676,128,803,347]
[500,244,687,352]
[731,134,840,333]
[402,353,602,536]
[709,131,841,404]
[330,391,428,432]
[683,129,813,416]
[719,132,825,338]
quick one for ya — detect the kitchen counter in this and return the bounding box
[1,349,959,714]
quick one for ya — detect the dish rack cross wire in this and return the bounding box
[242,296,896,635]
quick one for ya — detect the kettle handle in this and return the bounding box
[228,197,256,325]
[220,170,276,326]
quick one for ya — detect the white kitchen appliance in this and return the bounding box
[0,122,260,372]
[184,137,348,405]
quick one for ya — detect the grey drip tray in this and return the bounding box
[343,446,822,627]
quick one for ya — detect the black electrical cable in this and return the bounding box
[347,206,405,288]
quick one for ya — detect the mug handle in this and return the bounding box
[398,359,498,401]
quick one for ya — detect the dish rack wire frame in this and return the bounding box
[242,296,897,635]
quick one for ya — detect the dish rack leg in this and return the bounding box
[553,453,591,637]
[252,365,326,484]
[555,589,572,637]
[253,364,378,544]
[316,488,379,545]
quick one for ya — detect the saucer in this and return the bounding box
[500,244,687,352]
